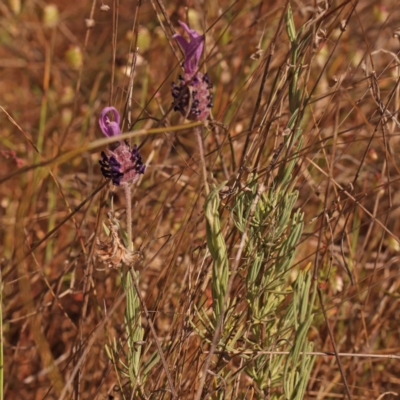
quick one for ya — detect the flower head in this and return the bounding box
[98,107,145,186]
[172,21,213,121]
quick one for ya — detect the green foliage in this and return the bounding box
[199,113,314,398]
[205,181,229,320]
[123,269,143,387]
[196,6,316,394]
[230,162,315,397]
[283,272,316,400]
[104,269,144,395]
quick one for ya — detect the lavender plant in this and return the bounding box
[236,8,315,398]
[97,106,146,392]
[195,6,316,398]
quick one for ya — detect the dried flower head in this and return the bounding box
[98,107,145,186]
[171,21,213,121]
[96,217,142,269]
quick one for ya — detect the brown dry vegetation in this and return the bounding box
[1,0,400,399]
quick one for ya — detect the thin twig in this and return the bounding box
[126,47,139,131]
[3,180,109,281]
[109,0,119,104]
[128,269,178,399]
[58,0,97,149]
[317,287,353,400]
[208,350,400,360]
[59,288,128,400]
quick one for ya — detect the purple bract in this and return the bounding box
[173,21,204,76]
[99,106,121,137]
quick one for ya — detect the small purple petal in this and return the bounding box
[173,21,204,75]
[99,107,121,137]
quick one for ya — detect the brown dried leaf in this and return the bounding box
[95,223,141,269]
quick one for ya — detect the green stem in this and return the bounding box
[124,184,133,251]
[195,126,210,195]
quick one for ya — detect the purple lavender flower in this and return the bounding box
[172,21,213,121]
[98,107,145,186]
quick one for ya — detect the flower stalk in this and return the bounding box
[124,184,133,250]
[98,106,145,393]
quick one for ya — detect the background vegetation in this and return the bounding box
[1,0,400,398]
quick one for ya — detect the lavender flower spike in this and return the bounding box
[99,106,121,137]
[98,106,145,186]
[172,21,213,121]
[173,21,204,76]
